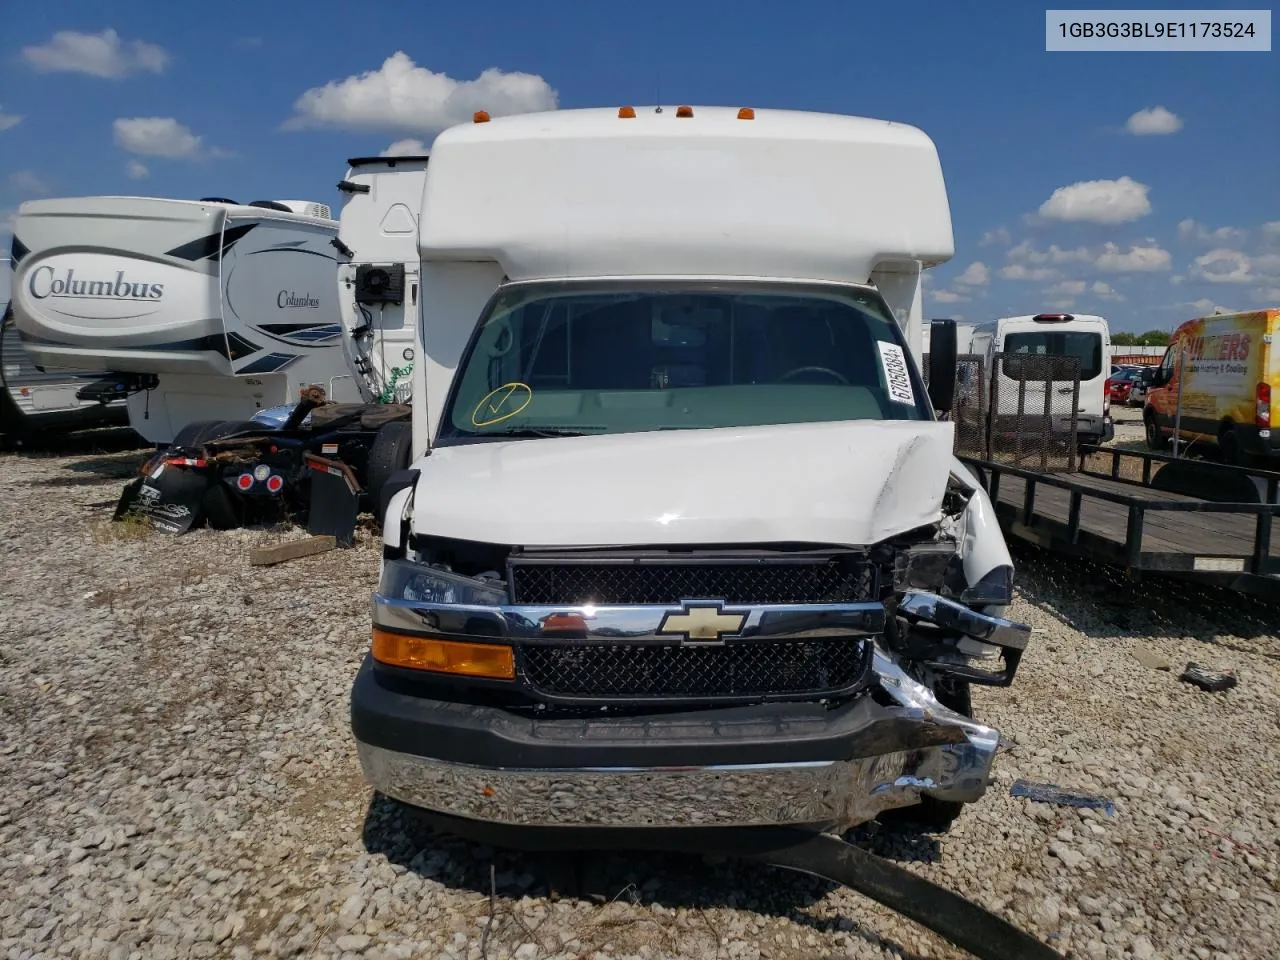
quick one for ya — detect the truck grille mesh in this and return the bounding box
[509,560,873,606]
[520,638,869,701]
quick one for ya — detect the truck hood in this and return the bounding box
[410,420,957,548]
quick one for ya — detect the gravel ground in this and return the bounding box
[2,432,1278,960]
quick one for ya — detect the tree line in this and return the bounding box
[1111,330,1171,346]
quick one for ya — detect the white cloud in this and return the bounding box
[979,227,1010,247]
[1190,249,1254,284]
[1044,298,1076,310]
[1091,281,1124,301]
[0,105,21,132]
[124,160,149,180]
[1001,264,1060,281]
[1262,221,1280,241]
[1171,275,1185,285]
[1191,298,1234,314]
[1177,218,1246,245]
[284,52,558,135]
[931,289,969,303]
[8,170,51,195]
[1094,242,1171,272]
[1124,106,1183,135]
[1038,176,1152,224]
[383,138,431,157]
[113,117,227,160]
[1008,241,1092,264]
[1048,280,1087,296]
[1252,287,1280,303]
[21,29,169,79]
[954,262,989,286]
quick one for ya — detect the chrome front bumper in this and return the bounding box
[355,648,1005,831]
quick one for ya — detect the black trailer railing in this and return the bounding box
[961,449,1280,595]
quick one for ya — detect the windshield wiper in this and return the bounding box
[474,426,604,439]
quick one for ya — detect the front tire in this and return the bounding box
[364,420,413,512]
[1144,410,1169,451]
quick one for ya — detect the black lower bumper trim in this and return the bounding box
[350,656,966,769]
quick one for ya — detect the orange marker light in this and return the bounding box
[618,106,636,118]
[372,627,515,680]
[676,105,694,118]
[737,107,755,120]
[473,111,491,123]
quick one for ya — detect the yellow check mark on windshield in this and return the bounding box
[489,384,520,413]
[471,382,533,427]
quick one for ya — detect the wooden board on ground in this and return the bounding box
[250,535,337,566]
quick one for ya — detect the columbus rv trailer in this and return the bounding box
[334,155,430,405]
[9,196,363,445]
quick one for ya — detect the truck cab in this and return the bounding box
[351,105,1032,842]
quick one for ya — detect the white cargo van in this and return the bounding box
[969,313,1114,448]
[351,105,1032,843]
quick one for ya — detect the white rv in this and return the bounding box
[350,106,1032,842]
[334,155,430,406]
[1,299,130,440]
[9,196,362,445]
[969,312,1114,447]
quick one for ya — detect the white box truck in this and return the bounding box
[351,105,1032,842]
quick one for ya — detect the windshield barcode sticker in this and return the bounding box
[878,342,915,405]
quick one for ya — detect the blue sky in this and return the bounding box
[2,0,1277,331]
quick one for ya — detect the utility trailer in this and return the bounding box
[962,445,1280,599]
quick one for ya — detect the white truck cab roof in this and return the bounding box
[419,105,954,284]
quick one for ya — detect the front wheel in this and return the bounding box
[1144,411,1169,451]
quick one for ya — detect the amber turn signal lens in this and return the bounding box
[676,105,694,118]
[737,107,755,120]
[473,110,491,123]
[372,627,515,679]
[618,106,636,118]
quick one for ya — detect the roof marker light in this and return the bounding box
[473,111,490,123]
[676,105,694,118]
[618,106,636,118]
[737,107,755,120]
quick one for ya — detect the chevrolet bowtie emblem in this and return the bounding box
[657,602,746,643]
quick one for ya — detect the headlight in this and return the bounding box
[379,559,508,606]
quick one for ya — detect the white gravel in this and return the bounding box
[2,433,1278,960]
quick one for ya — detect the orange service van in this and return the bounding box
[1143,308,1280,464]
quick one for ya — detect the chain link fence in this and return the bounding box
[923,351,1082,471]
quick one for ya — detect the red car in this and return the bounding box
[1106,367,1140,404]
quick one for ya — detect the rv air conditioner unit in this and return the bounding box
[355,263,406,305]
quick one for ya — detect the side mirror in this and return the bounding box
[927,319,958,412]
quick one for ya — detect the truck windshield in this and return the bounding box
[436,280,932,443]
[1002,331,1103,381]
